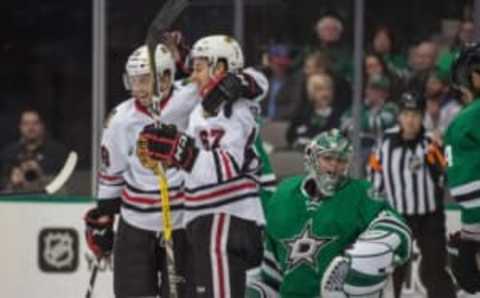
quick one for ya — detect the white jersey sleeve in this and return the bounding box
[96,107,130,209]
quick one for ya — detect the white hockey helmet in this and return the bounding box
[123,45,152,91]
[126,45,152,76]
[190,35,244,73]
[154,44,176,99]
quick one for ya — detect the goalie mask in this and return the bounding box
[189,35,244,76]
[305,129,352,197]
[451,42,480,96]
[124,45,154,107]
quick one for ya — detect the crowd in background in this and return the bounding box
[260,14,472,164]
[0,1,475,195]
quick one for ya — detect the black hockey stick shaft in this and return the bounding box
[85,257,100,298]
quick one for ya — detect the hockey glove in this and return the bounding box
[447,231,480,294]
[140,124,199,172]
[84,207,114,258]
[201,72,262,118]
[321,235,397,298]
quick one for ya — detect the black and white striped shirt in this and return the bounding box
[368,126,444,215]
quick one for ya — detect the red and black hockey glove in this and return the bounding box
[201,72,262,118]
[447,231,480,294]
[140,124,199,172]
[84,207,114,258]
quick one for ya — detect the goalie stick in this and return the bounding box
[145,0,190,297]
[0,151,78,196]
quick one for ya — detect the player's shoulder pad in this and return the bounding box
[229,99,261,122]
[104,98,135,130]
[242,67,269,102]
[173,79,200,98]
[342,178,384,202]
[271,176,304,201]
[174,77,195,88]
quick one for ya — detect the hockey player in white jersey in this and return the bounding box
[140,35,268,298]
[83,44,199,297]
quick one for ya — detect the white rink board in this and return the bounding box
[1,197,479,298]
[0,197,114,298]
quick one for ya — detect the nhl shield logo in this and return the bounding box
[38,228,79,273]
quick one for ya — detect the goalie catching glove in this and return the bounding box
[84,208,114,258]
[447,231,480,294]
[201,72,262,118]
[139,123,199,172]
[321,230,399,298]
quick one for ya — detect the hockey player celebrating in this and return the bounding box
[445,43,480,294]
[84,44,199,297]
[246,129,412,298]
[140,35,268,298]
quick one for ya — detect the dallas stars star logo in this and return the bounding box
[283,220,335,271]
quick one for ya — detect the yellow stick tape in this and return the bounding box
[156,165,173,241]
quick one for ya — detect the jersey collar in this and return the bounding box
[134,88,174,118]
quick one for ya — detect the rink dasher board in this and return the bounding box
[0,196,114,298]
[0,196,479,298]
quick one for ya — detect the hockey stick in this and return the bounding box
[0,151,78,196]
[45,151,78,194]
[85,257,100,298]
[145,1,190,297]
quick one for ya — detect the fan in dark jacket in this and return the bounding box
[286,72,342,149]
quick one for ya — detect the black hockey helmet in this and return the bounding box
[451,42,480,91]
[399,91,425,113]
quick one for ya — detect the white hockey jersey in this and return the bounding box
[183,68,268,226]
[97,81,200,232]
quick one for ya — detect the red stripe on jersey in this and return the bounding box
[98,172,124,182]
[122,189,183,205]
[219,150,233,179]
[185,182,256,202]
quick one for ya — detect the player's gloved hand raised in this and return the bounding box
[84,207,114,258]
[201,72,262,118]
[448,231,480,294]
[140,124,199,172]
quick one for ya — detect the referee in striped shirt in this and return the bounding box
[367,92,455,298]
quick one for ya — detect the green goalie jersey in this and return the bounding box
[247,175,411,298]
[444,99,480,239]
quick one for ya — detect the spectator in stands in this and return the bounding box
[286,72,341,149]
[437,19,474,78]
[261,44,293,119]
[303,51,352,114]
[341,74,398,168]
[452,19,475,51]
[370,25,408,73]
[407,40,439,92]
[0,109,68,192]
[292,13,351,79]
[423,69,461,142]
[364,52,405,101]
[313,13,352,79]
